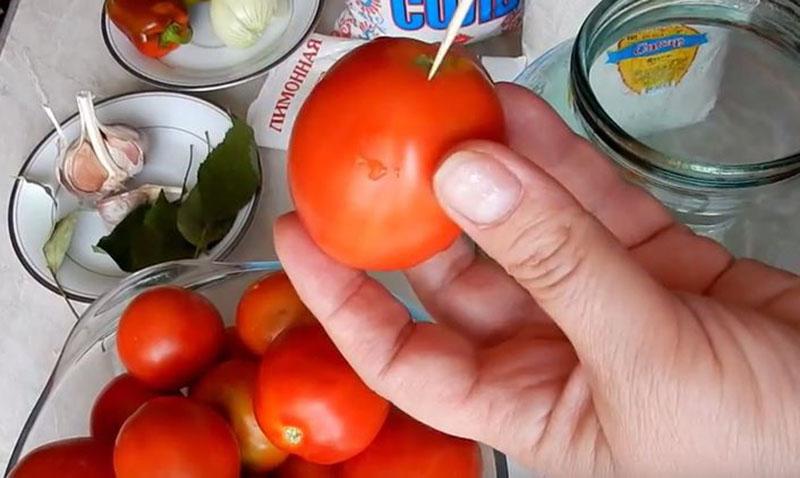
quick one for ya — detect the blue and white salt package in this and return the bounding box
[333,0,523,44]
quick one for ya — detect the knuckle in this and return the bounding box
[503,207,592,299]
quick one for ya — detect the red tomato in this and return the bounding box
[340,409,481,478]
[114,396,240,478]
[254,325,389,464]
[288,37,506,270]
[274,456,340,478]
[117,286,225,390]
[9,437,114,478]
[236,272,315,355]
[221,326,258,361]
[190,360,288,472]
[90,374,162,442]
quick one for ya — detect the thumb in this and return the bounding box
[433,141,679,379]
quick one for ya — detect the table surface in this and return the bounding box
[0,0,531,475]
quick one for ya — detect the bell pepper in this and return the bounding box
[106,0,193,59]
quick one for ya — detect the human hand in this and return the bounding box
[274,84,800,477]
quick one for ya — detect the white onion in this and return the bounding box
[210,0,282,49]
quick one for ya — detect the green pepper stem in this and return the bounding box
[160,22,193,48]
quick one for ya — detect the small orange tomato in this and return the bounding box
[9,438,114,478]
[117,286,225,390]
[114,397,240,478]
[254,325,389,465]
[220,326,258,361]
[274,456,339,478]
[235,272,315,355]
[340,409,481,478]
[190,360,288,472]
[90,374,163,442]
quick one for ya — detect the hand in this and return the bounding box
[274,84,800,477]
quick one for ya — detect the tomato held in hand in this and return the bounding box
[90,374,162,442]
[114,396,240,478]
[117,286,225,390]
[340,409,481,478]
[274,456,339,478]
[254,325,389,464]
[289,37,506,270]
[236,272,315,355]
[190,360,288,472]
[9,438,114,478]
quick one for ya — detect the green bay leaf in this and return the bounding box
[43,210,79,274]
[96,206,147,272]
[97,193,195,272]
[176,187,235,252]
[196,118,260,222]
[176,117,259,253]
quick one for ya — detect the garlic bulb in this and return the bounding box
[96,185,182,227]
[58,91,145,200]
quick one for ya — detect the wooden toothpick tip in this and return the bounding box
[428,0,474,81]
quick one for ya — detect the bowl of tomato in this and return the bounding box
[6,260,509,478]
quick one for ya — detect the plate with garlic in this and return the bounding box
[9,91,261,302]
[102,0,322,91]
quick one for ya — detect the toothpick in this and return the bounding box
[428,0,474,80]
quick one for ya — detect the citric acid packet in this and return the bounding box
[247,35,366,150]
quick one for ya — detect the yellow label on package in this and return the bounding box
[608,25,709,94]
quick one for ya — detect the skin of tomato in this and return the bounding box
[90,374,163,442]
[221,326,259,361]
[340,409,482,478]
[274,456,340,478]
[117,286,225,390]
[189,359,289,472]
[9,438,114,478]
[114,396,240,478]
[235,272,315,356]
[253,325,390,464]
[288,37,506,271]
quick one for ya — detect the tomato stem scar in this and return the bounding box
[414,54,435,71]
[283,426,304,446]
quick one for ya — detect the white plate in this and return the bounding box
[102,0,322,91]
[8,91,261,302]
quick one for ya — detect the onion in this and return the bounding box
[210,0,282,49]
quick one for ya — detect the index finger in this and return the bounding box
[273,214,482,436]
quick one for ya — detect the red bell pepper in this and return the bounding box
[106,0,193,59]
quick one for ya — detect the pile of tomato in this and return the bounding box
[9,272,482,477]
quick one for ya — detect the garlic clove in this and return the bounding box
[96,189,149,227]
[96,184,182,227]
[102,124,146,176]
[61,140,109,195]
[76,92,127,191]
[57,91,147,202]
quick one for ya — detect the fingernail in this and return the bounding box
[434,150,521,225]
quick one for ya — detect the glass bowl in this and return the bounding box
[5,260,509,477]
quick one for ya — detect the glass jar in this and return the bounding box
[515,0,800,271]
